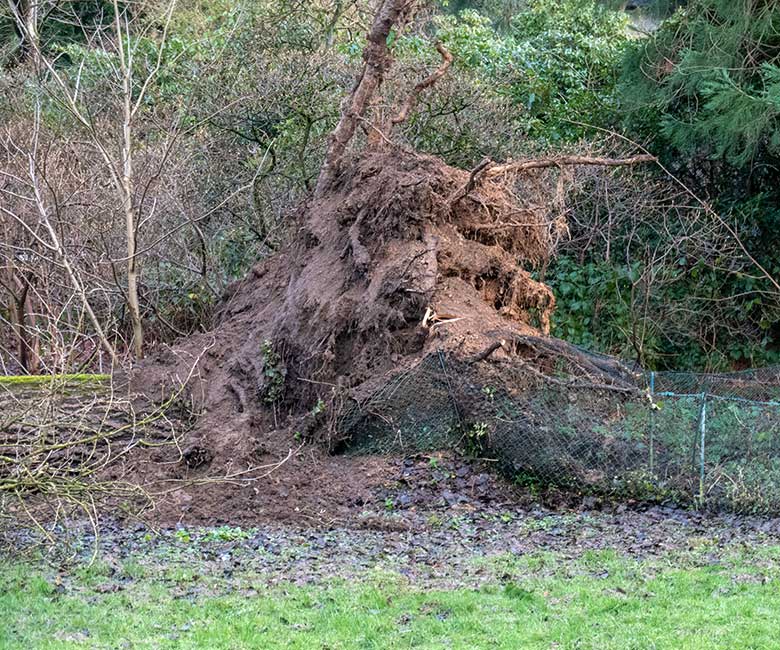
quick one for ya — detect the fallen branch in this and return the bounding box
[154,445,302,489]
[0,342,212,551]
[485,154,657,178]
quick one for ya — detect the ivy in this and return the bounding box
[261,340,286,405]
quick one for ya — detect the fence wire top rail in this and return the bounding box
[647,366,780,406]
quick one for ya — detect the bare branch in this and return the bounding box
[389,41,453,129]
[486,154,658,178]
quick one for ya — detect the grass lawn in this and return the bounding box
[2,546,780,649]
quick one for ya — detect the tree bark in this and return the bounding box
[1,259,39,373]
[13,277,31,372]
[122,117,144,360]
[117,2,144,360]
[9,0,40,67]
[315,0,413,196]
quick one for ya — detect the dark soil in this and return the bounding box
[107,450,516,528]
[8,453,780,590]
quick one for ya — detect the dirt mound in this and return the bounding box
[123,143,564,527]
[135,147,555,478]
[121,0,651,525]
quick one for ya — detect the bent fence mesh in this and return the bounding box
[339,351,780,514]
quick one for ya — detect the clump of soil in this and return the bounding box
[135,147,555,480]
[123,1,640,525]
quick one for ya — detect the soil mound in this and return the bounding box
[124,1,650,525]
[137,148,555,477]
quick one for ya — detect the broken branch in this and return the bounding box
[485,154,657,178]
[390,42,454,129]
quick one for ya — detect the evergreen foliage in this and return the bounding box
[615,0,780,367]
[622,0,780,186]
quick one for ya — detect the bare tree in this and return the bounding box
[1,114,121,367]
[11,0,181,359]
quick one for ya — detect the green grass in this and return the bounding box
[2,548,780,649]
[0,374,109,387]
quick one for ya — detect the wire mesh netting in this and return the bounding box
[339,349,780,513]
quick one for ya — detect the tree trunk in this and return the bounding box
[13,281,30,372]
[2,261,39,373]
[10,0,40,67]
[315,0,411,196]
[120,33,144,360]
[124,172,144,359]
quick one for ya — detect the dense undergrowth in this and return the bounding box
[0,0,777,372]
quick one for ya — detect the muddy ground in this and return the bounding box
[6,453,780,590]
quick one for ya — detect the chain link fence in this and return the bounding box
[339,348,780,513]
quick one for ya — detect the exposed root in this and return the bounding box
[129,0,658,489]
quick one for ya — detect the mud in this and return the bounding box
[8,453,780,591]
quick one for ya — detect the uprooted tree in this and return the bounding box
[136,0,655,472]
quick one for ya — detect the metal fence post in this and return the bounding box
[649,371,655,476]
[698,392,707,506]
